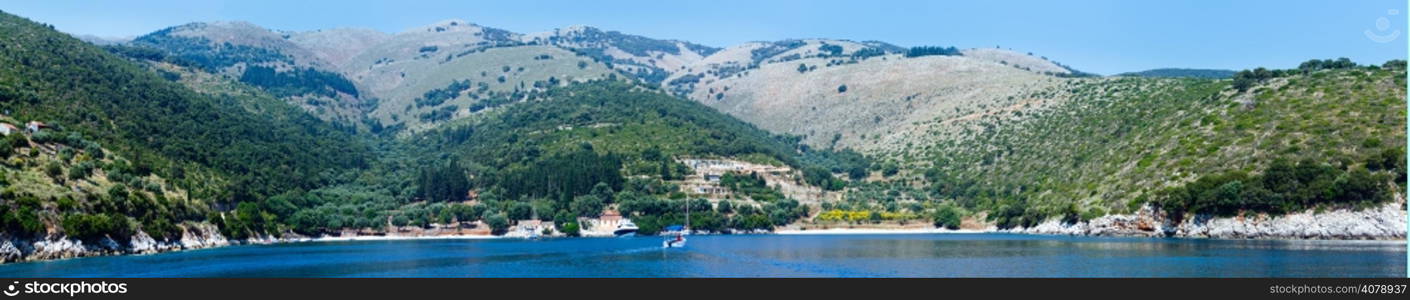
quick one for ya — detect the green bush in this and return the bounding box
[0,134,23,157]
[881,164,900,177]
[44,161,63,179]
[932,205,962,230]
[68,161,94,180]
[61,213,133,242]
[571,195,604,217]
[142,217,179,240]
[561,222,580,237]
[1,203,47,237]
[1155,157,1393,219]
[484,213,510,235]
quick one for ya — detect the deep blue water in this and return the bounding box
[0,234,1403,277]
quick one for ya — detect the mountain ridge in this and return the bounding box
[111,19,1076,136]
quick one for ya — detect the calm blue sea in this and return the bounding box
[0,234,1402,277]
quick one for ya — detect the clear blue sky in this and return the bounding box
[3,0,1405,74]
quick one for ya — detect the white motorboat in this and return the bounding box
[613,219,639,237]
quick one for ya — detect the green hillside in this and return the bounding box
[0,12,371,240]
[128,23,371,126]
[418,80,800,173]
[0,114,206,242]
[911,62,1405,228]
[389,80,811,233]
[0,12,825,240]
[363,45,616,132]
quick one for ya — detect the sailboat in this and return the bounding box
[526,205,542,240]
[662,201,689,248]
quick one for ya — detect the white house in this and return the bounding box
[25,121,45,133]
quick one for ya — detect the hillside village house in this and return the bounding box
[0,123,17,136]
[510,219,554,237]
[583,210,627,236]
[685,184,728,195]
[25,121,46,133]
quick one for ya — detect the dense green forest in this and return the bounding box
[0,12,371,240]
[412,80,803,190]
[256,79,830,237]
[239,65,359,98]
[385,80,818,233]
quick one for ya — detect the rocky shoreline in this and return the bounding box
[0,223,229,264]
[2,202,1405,264]
[1014,201,1408,240]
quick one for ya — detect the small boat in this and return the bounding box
[613,219,639,237]
[662,231,686,248]
[662,203,690,248]
[661,225,687,248]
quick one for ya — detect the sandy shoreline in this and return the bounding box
[302,235,503,242]
[774,228,986,235]
[288,228,984,242]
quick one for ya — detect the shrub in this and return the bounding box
[0,134,23,157]
[484,213,510,235]
[507,202,532,220]
[932,205,962,230]
[716,200,734,214]
[881,164,900,177]
[62,213,133,242]
[571,195,604,217]
[904,46,961,58]
[561,222,580,237]
[68,161,94,180]
[0,204,46,237]
[44,161,63,179]
[142,218,179,240]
